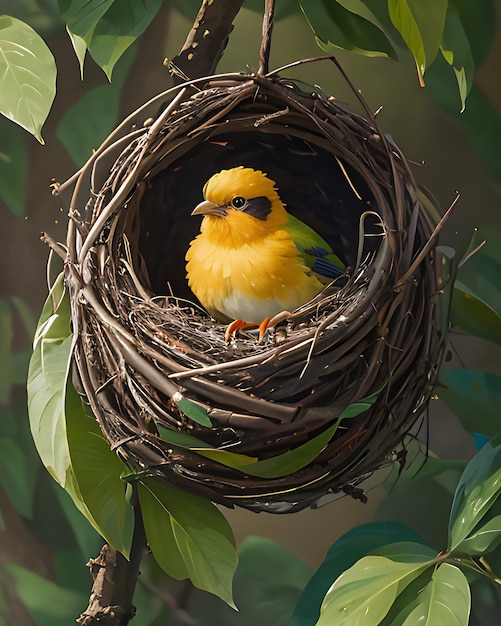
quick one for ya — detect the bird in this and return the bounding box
[185,166,344,342]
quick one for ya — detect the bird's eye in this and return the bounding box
[231,196,246,209]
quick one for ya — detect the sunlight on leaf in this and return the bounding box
[292,522,427,626]
[0,16,56,142]
[454,514,501,557]
[27,272,130,551]
[317,549,434,625]
[27,273,73,485]
[388,0,447,85]
[448,443,501,551]
[66,26,87,79]
[383,563,470,625]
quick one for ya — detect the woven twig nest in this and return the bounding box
[62,64,447,513]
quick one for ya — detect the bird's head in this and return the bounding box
[191,167,288,247]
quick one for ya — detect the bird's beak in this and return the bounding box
[191,200,227,217]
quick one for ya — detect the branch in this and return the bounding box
[77,499,147,626]
[168,0,245,82]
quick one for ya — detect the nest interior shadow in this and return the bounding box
[64,70,448,513]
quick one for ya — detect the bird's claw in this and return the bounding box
[225,312,292,345]
[259,311,291,344]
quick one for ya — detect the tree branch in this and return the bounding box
[77,497,148,626]
[168,0,245,82]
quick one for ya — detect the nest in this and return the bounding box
[60,61,448,513]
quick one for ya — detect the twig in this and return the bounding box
[258,0,276,75]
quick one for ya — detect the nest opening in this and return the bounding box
[64,72,447,512]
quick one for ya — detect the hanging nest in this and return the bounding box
[58,57,449,513]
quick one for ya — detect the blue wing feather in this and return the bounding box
[285,213,345,280]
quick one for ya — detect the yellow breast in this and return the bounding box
[186,221,323,322]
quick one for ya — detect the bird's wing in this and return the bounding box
[285,213,345,280]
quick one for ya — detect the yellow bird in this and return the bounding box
[185,166,344,341]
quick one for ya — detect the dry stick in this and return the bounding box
[258,0,276,75]
[74,2,246,624]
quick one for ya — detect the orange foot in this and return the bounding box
[225,312,292,344]
[225,319,257,343]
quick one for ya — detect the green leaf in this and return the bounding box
[66,25,87,79]
[292,522,427,626]
[440,7,475,112]
[449,443,501,551]
[138,478,237,607]
[372,542,438,562]
[56,45,135,166]
[4,563,86,626]
[383,563,471,626]
[230,389,382,479]
[60,0,161,79]
[27,273,73,485]
[338,387,383,418]
[65,382,133,555]
[27,272,130,550]
[174,395,213,428]
[86,0,162,80]
[451,282,501,345]
[189,536,313,626]
[454,514,501,557]
[0,16,56,142]
[59,0,115,36]
[388,0,447,85]
[237,421,338,479]
[437,369,501,436]
[316,549,434,625]
[300,0,396,59]
[156,425,258,467]
[0,115,28,216]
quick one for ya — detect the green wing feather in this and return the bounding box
[285,213,345,279]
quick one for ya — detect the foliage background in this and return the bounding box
[0,1,500,624]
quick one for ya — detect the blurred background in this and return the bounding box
[0,1,500,623]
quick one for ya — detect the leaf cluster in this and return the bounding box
[292,442,501,625]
